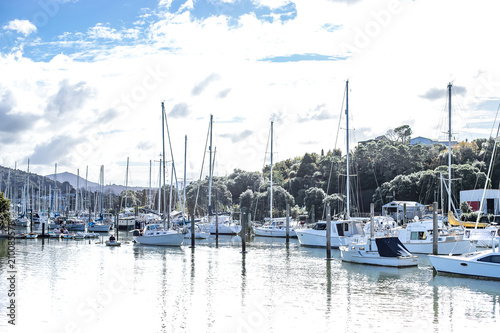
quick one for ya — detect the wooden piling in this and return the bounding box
[286,203,290,243]
[326,203,331,260]
[190,214,195,248]
[433,202,438,255]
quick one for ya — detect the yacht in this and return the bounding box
[133,223,184,246]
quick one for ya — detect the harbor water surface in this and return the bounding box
[1,230,499,332]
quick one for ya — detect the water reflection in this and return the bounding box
[1,235,499,332]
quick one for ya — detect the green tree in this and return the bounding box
[0,192,11,229]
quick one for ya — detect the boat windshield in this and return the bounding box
[313,223,326,231]
[477,255,500,264]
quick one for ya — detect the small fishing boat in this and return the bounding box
[105,240,121,246]
[429,237,500,280]
[340,237,419,267]
[25,233,38,239]
[14,233,26,239]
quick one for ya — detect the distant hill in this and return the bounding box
[45,171,148,195]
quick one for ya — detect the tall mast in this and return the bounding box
[270,121,273,221]
[76,169,79,213]
[149,160,152,210]
[161,102,167,222]
[345,80,350,219]
[85,166,88,212]
[27,159,30,215]
[208,114,213,216]
[448,82,452,213]
[183,135,187,221]
[125,157,129,211]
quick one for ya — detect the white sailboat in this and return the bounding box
[200,115,241,235]
[254,121,296,238]
[88,166,112,232]
[133,102,184,246]
[296,80,366,248]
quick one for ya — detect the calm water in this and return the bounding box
[1,229,499,333]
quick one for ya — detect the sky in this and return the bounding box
[1,0,500,187]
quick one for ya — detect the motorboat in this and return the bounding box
[25,233,38,239]
[448,212,499,248]
[340,237,418,267]
[133,223,184,246]
[429,238,500,280]
[296,219,366,248]
[105,240,121,247]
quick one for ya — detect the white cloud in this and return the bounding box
[3,19,37,36]
[2,0,500,184]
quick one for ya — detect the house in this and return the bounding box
[381,201,426,223]
[410,136,458,147]
[460,189,500,215]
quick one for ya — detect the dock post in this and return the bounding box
[326,203,331,260]
[370,203,374,251]
[190,214,195,248]
[286,203,290,243]
[433,202,438,255]
[241,207,246,253]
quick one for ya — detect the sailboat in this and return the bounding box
[395,83,476,255]
[88,166,112,232]
[200,115,242,235]
[296,80,366,248]
[254,121,297,238]
[133,102,185,246]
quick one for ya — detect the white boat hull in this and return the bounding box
[184,232,210,239]
[254,227,297,238]
[204,224,241,235]
[134,231,184,246]
[88,224,111,232]
[341,250,418,267]
[401,240,475,255]
[429,250,500,279]
[296,229,363,248]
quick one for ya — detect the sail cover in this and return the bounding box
[375,237,412,257]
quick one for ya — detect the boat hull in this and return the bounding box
[429,251,500,280]
[401,240,475,255]
[134,232,184,246]
[204,224,241,235]
[254,227,297,238]
[341,249,418,267]
[88,224,112,232]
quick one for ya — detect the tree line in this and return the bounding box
[1,125,498,224]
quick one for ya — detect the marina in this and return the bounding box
[1,227,499,332]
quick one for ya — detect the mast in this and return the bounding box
[149,160,152,211]
[100,165,104,218]
[183,135,187,222]
[27,159,30,215]
[345,80,350,219]
[125,157,129,211]
[447,82,452,213]
[161,102,167,222]
[76,169,79,213]
[208,114,213,216]
[85,166,88,212]
[158,159,162,216]
[270,121,273,221]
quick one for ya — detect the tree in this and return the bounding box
[304,187,326,220]
[394,125,412,144]
[0,192,11,229]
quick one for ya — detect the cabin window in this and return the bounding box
[478,255,500,264]
[410,231,426,240]
[344,223,349,232]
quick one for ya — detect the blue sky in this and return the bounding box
[1,0,500,186]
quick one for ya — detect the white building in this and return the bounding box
[381,201,426,223]
[460,189,500,215]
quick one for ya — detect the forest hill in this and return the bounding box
[0,133,497,222]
